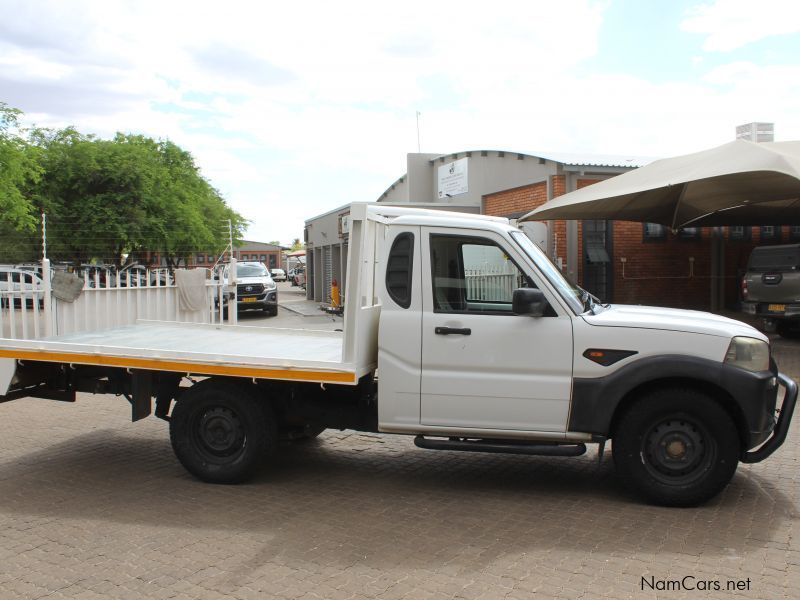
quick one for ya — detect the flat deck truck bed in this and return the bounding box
[0,321,361,385]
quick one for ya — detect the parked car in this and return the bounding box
[149,268,174,286]
[116,264,148,287]
[14,263,43,279]
[270,268,287,282]
[0,266,45,308]
[741,243,800,337]
[291,266,306,288]
[79,264,112,288]
[221,262,278,316]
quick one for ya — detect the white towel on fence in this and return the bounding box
[174,269,208,312]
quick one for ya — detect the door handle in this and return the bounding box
[435,326,471,335]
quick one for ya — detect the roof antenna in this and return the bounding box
[416,111,421,152]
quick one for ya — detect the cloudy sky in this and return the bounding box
[2,0,799,244]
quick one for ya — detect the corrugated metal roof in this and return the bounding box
[529,150,656,168]
[429,149,656,168]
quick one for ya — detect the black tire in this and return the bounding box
[279,424,326,442]
[265,306,278,317]
[295,425,326,441]
[776,320,800,339]
[613,388,739,507]
[169,380,276,483]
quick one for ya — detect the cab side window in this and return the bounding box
[430,234,531,314]
[386,233,414,309]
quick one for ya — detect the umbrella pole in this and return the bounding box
[670,183,689,232]
[710,227,725,311]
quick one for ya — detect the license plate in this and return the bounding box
[768,304,785,312]
[242,297,257,303]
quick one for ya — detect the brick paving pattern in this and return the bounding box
[0,326,798,598]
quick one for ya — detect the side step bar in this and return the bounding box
[414,435,586,457]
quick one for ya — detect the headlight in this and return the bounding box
[266,281,277,290]
[724,337,770,372]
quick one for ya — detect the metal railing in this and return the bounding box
[1,260,237,340]
[465,264,523,302]
[0,265,50,340]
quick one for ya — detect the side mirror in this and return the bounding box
[512,288,548,317]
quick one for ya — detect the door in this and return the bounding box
[377,228,423,429]
[583,219,612,302]
[420,228,573,432]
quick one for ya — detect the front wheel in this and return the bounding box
[169,380,276,483]
[613,388,739,507]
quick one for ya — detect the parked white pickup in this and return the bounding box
[0,203,795,506]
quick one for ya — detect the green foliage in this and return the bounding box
[0,102,40,232]
[290,238,304,251]
[9,110,248,267]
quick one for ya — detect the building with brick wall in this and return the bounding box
[144,241,285,272]
[377,150,649,304]
[306,150,646,303]
[189,241,285,270]
[487,179,800,310]
[307,149,799,310]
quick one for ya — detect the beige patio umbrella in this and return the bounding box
[521,139,800,228]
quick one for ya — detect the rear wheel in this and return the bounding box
[170,380,276,483]
[776,320,800,339]
[613,388,739,507]
[295,425,326,441]
[279,424,326,442]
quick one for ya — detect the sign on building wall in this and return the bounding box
[437,157,469,198]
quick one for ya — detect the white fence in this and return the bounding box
[465,264,523,302]
[0,272,49,340]
[1,260,235,340]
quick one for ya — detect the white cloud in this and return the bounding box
[681,0,800,52]
[2,0,799,244]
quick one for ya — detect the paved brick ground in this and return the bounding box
[0,307,798,598]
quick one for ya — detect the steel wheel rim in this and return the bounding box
[193,406,246,461]
[640,415,716,485]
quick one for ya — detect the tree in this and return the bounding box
[290,238,304,251]
[31,128,247,268]
[0,102,40,232]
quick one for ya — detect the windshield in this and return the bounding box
[237,264,269,277]
[510,230,584,314]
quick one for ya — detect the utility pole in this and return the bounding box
[416,111,421,152]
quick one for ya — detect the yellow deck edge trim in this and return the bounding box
[0,349,357,384]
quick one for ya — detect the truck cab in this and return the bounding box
[372,208,795,506]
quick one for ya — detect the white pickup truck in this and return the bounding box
[0,204,795,506]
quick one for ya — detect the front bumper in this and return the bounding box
[741,372,798,463]
[237,290,278,310]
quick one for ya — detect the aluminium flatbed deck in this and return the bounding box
[0,320,361,384]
